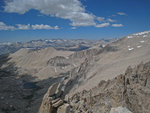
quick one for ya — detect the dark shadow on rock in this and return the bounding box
[0,54,11,68]
[0,54,67,113]
[102,44,118,52]
[0,54,40,113]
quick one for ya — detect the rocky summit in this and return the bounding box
[0,31,150,113]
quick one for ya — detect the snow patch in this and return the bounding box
[140,40,145,43]
[137,45,142,48]
[128,48,134,51]
[133,31,150,36]
[102,45,105,47]
[49,40,55,42]
[127,36,133,39]
[143,35,147,38]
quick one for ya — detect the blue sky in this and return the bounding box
[0,0,150,42]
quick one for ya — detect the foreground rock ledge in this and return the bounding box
[39,61,150,113]
[38,82,70,113]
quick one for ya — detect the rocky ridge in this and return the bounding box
[39,61,150,113]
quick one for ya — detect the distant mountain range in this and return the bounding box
[0,39,115,55]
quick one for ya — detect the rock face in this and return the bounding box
[110,106,132,113]
[39,61,150,113]
[57,104,70,113]
[67,61,150,113]
[47,83,60,97]
[38,82,69,113]
[47,56,70,67]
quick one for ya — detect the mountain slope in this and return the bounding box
[68,30,150,93]
[4,47,73,80]
[0,30,150,113]
[38,61,150,113]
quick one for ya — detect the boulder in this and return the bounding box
[57,104,70,113]
[38,97,53,113]
[47,83,60,97]
[38,83,64,113]
[52,99,63,108]
[55,83,63,98]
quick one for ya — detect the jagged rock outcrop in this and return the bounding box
[47,56,70,67]
[69,48,101,59]
[57,104,70,113]
[38,82,69,113]
[66,61,150,113]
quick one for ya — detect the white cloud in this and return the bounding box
[16,24,30,30]
[117,12,126,16]
[32,24,51,30]
[97,17,105,22]
[107,18,115,22]
[3,0,127,28]
[32,24,59,30]
[4,0,96,27]
[54,25,59,30]
[96,23,110,28]
[0,21,59,30]
[0,21,16,30]
[112,24,123,27]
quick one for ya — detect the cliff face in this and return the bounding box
[69,61,150,113]
[39,61,150,113]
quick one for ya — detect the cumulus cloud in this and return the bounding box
[117,12,126,16]
[0,21,16,30]
[54,26,59,30]
[16,24,30,30]
[0,21,59,30]
[4,0,96,27]
[107,18,115,22]
[32,24,58,30]
[112,24,123,27]
[97,17,105,22]
[3,0,126,28]
[96,23,110,28]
